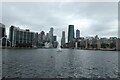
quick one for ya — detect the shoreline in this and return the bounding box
[1,47,119,51]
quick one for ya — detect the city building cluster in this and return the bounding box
[60,25,120,51]
[0,23,120,50]
[0,23,58,48]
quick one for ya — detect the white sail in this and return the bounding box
[56,43,62,52]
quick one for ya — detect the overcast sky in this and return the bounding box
[1,1,118,42]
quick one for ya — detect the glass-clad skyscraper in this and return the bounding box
[68,25,74,43]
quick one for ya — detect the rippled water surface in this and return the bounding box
[2,49,119,78]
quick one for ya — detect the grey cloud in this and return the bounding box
[2,2,118,40]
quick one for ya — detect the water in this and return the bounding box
[2,49,119,79]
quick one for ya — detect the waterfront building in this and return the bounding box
[110,37,117,48]
[0,23,11,47]
[76,29,80,38]
[96,39,101,49]
[91,35,99,48]
[77,38,85,49]
[106,39,110,48]
[9,25,38,47]
[100,38,111,48]
[92,39,97,48]
[0,23,6,39]
[100,38,107,48]
[61,31,65,47]
[68,25,74,43]
[87,39,93,49]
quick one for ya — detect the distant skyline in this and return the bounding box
[1,2,118,42]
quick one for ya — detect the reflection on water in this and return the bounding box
[2,49,119,79]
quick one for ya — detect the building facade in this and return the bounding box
[68,25,74,43]
[61,31,65,47]
[45,33,49,42]
[49,27,54,44]
[76,29,80,38]
[116,38,120,50]
[110,37,117,48]
[9,25,38,47]
[0,23,11,47]
[0,23,6,47]
[53,35,58,48]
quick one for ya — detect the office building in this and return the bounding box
[68,25,74,43]
[76,29,80,38]
[53,36,58,48]
[9,25,38,47]
[0,23,6,39]
[61,31,65,47]
[100,38,107,48]
[0,23,6,47]
[0,23,11,47]
[110,37,117,48]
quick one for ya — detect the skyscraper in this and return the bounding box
[49,27,54,44]
[68,25,74,43]
[49,31,52,44]
[76,29,80,38]
[61,31,65,47]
